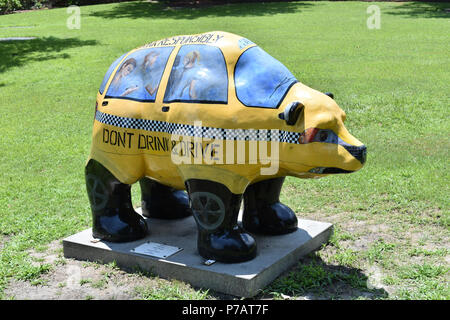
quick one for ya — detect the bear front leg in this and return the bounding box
[139,177,192,219]
[185,179,257,263]
[85,159,148,242]
[242,177,298,235]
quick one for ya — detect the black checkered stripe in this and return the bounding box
[95,110,300,144]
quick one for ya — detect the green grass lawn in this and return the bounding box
[0,1,449,300]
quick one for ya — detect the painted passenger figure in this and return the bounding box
[164,45,228,103]
[171,50,201,100]
[106,47,174,101]
[142,51,161,97]
[109,58,139,97]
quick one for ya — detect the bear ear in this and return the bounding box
[278,102,304,126]
[324,92,334,99]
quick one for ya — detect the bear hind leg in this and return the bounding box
[139,177,192,220]
[242,177,298,235]
[85,159,148,242]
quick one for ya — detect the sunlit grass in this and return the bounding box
[0,1,448,299]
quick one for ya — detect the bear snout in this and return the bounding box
[343,144,367,165]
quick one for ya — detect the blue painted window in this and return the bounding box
[234,46,297,108]
[164,45,228,104]
[99,53,127,95]
[105,47,174,101]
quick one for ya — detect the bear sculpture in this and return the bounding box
[86,31,366,263]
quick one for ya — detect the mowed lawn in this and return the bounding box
[0,1,448,299]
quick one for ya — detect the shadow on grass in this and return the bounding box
[0,36,98,74]
[260,253,388,300]
[89,0,314,20]
[79,250,387,300]
[386,1,450,19]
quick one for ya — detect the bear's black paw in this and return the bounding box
[242,202,298,235]
[197,227,257,263]
[92,209,148,242]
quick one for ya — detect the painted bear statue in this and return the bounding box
[86,31,366,263]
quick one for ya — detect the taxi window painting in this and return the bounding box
[105,46,174,101]
[234,46,298,109]
[99,53,127,94]
[164,45,228,104]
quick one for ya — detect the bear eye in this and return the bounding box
[319,130,328,142]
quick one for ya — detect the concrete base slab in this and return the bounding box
[63,210,332,298]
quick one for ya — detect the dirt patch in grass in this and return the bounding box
[5,264,142,300]
[3,240,217,300]
[5,241,144,299]
[0,235,11,251]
